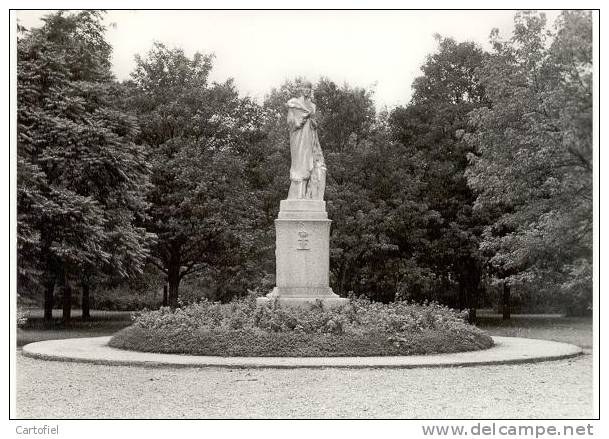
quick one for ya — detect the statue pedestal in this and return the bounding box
[256,199,348,308]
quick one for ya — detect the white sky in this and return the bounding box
[16,10,562,110]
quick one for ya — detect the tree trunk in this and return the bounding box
[338,261,348,297]
[468,288,479,325]
[468,307,477,324]
[62,271,72,324]
[466,286,480,325]
[44,277,55,322]
[42,247,56,322]
[502,283,511,320]
[81,282,91,320]
[162,284,168,307]
[457,262,481,325]
[458,283,467,311]
[168,265,180,309]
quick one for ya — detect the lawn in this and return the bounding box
[477,315,593,349]
[17,309,133,347]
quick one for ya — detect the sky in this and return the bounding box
[16,10,561,110]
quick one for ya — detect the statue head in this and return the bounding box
[299,81,313,99]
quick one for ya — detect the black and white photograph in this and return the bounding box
[7,4,600,435]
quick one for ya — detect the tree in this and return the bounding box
[127,43,270,306]
[326,132,438,302]
[314,78,376,153]
[388,36,489,319]
[465,11,593,315]
[17,11,151,321]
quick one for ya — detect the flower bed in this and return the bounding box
[109,297,493,357]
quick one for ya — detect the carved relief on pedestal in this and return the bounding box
[297,229,310,250]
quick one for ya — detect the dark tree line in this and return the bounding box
[17,10,593,322]
[17,12,151,322]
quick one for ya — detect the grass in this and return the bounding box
[478,314,593,349]
[17,309,132,347]
[478,315,593,349]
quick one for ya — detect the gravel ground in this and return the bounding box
[16,351,593,419]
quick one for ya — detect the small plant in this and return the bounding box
[17,308,28,328]
[110,294,493,357]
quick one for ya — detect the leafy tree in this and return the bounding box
[17,11,151,321]
[388,36,489,318]
[465,11,593,315]
[314,78,376,152]
[326,132,438,302]
[126,43,271,306]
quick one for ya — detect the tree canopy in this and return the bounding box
[125,42,273,306]
[16,10,594,317]
[17,11,151,321]
[388,36,489,316]
[465,11,593,314]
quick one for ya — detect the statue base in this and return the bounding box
[256,199,349,309]
[256,286,349,309]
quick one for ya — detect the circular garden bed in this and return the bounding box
[109,297,493,357]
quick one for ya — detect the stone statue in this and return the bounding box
[256,80,347,309]
[286,81,327,200]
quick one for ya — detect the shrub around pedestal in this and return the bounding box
[109,297,494,357]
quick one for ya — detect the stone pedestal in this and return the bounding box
[257,199,348,308]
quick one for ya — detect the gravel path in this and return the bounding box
[16,352,593,418]
[21,336,583,368]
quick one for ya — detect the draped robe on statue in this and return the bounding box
[286,97,326,200]
[255,92,344,309]
[287,97,315,181]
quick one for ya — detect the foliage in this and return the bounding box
[125,43,273,306]
[314,77,376,152]
[17,11,152,320]
[17,308,29,328]
[86,265,164,311]
[465,11,593,314]
[16,11,593,318]
[92,287,163,311]
[388,36,489,314]
[326,135,438,302]
[109,296,493,356]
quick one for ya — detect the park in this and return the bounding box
[14,10,594,419]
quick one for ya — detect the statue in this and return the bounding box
[256,80,347,308]
[286,81,327,200]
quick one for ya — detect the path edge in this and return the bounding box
[20,336,584,369]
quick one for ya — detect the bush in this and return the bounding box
[109,296,493,356]
[92,285,163,311]
[17,307,29,328]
